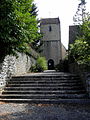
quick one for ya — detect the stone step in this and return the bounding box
[3,89,86,94]
[12,75,79,79]
[4,86,85,91]
[7,80,82,84]
[2,90,86,94]
[6,83,83,87]
[9,75,81,79]
[0,72,88,103]
[0,94,87,99]
[11,77,80,81]
[0,98,90,104]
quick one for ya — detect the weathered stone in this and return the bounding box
[40,18,62,67]
[0,52,37,91]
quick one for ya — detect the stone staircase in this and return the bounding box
[0,71,89,104]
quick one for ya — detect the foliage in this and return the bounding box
[30,38,43,53]
[73,0,87,25]
[30,3,38,17]
[69,15,90,66]
[30,65,37,72]
[69,40,90,65]
[30,57,48,72]
[29,2,43,52]
[0,0,41,60]
[69,1,90,67]
[55,59,68,72]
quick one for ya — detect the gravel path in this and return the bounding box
[0,102,90,120]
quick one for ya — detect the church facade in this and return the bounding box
[40,18,62,69]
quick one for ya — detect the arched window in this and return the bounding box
[49,26,52,32]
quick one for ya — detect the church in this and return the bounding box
[40,17,66,69]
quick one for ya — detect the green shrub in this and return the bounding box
[55,59,69,72]
[36,57,48,72]
[30,65,37,72]
[30,57,48,72]
[69,15,90,67]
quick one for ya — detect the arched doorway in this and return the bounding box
[48,59,54,70]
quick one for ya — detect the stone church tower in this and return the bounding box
[40,18,62,69]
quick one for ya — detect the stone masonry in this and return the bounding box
[40,18,62,67]
[0,52,37,92]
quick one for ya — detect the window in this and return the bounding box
[49,26,52,32]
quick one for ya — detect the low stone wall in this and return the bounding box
[0,52,38,92]
[69,63,90,97]
[14,53,36,76]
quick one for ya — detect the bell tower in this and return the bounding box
[40,18,62,69]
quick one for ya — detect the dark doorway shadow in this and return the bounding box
[48,59,54,70]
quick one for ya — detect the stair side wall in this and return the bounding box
[69,63,90,97]
[0,53,36,92]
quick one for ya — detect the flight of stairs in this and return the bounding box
[0,71,89,104]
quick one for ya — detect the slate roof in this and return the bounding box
[40,18,60,25]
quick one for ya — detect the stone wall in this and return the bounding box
[61,44,67,60]
[0,52,38,92]
[40,18,62,65]
[69,63,90,97]
[41,24,61,41]
[42,41,61,65]
[69,25,80,45]
[14,53,36,76]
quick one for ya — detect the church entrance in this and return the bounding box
[48,59,54,70]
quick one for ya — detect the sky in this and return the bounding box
[34,0,90,49]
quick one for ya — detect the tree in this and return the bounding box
[73,0,87,25]
[30,3,38,17]
[69,0,90,67]
[69,15,90,66]
[29,3,43,52]
[0,0,41,61]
